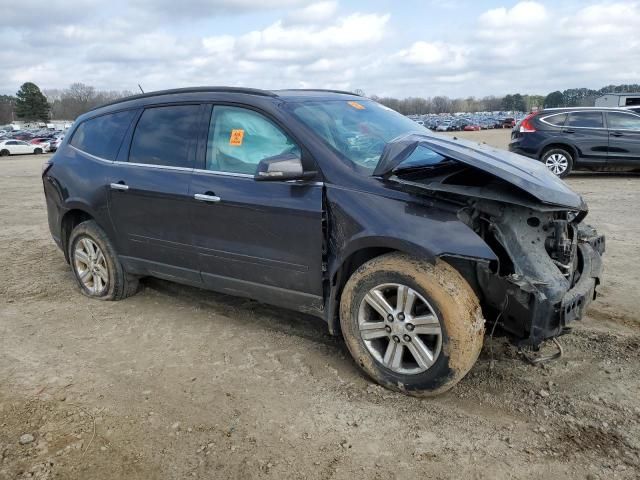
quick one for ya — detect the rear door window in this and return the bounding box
[566,112,604,129]
[129,105,200,168]
[607,112,640,131]
[70,110,136,160]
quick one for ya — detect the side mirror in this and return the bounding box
[255,153,313,181]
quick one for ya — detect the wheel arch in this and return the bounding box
[325,229,496,335]
[326,245,400,336]
[60,208,95,263]
[539,142,579,162]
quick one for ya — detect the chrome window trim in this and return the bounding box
[69,144,114,164]
[123,161,193,172]
[192,168,324,185]
[540,112,568,128]
[71,145,324,183]
[193,168,253,178]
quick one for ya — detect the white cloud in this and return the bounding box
[479,1,547,28]
[0,1,639,99]
[284,1,338,24]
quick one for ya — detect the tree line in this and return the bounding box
[371,93,544,115]
[2,81,640,124]
[373,84,640,115]
[0,82,133,124]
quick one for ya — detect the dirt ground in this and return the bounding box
[1,131,639,479]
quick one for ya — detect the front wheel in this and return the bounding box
[34,148,43,155]
[68,220,139,300]
[340,253,485,397]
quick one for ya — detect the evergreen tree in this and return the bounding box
[15,82,50,121]
[544,91,565,108]
[512,93,527,112]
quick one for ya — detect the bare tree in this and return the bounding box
[44,83,134,120]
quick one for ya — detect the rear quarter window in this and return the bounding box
[70,110,136,160]
[541,113,567,126]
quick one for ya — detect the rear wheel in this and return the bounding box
[340,253,485,396]
[68,220,139,300]
[34,148,43,155]
[542,148,573,178]
[0,149,9,157]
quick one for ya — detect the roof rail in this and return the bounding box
[277,88,361,96]
[544,106,629,111]
[90,86,277,112]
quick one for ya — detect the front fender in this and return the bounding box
[326,186,496,279]
[323,186,496,335]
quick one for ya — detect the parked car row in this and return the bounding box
[409,112,523,132]
[0,128,66,156]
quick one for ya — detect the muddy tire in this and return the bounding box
[68,220,139,301]
[340,253,484,396]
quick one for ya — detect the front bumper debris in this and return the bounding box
[475,203,605,347]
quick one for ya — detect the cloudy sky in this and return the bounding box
[1,0,638,98]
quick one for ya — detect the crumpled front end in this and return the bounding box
[464,200,605,347]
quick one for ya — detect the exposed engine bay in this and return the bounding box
[385,134,606,347]
[463,200,604,346]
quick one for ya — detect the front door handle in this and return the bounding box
[610,131,624,137]
[110,182,129,191]
[562,129,575,134]
[194,193,221,203]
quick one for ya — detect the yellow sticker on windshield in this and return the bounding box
[229,129,244,146]
[348,101,365,110]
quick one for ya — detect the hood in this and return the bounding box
[373,132,586,210]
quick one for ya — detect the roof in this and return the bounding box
[90,86,361,112]
[542,107,637,112]
[597,92,640,97]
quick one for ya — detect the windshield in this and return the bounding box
[287,99,424,172]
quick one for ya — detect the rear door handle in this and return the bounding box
[562,129,575,134]
[110,182,129,191]
[194,193,221,203]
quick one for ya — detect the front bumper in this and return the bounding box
[557,240,603,327]
[480,240,604,346]
[477,210,605,347]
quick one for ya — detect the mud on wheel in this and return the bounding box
[340,253,485,396]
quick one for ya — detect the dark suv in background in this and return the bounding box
[509,107,640,177]
[43,87,604,396]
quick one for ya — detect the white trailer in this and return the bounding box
[595,93,640,108]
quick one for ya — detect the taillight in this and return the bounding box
[519,113,538,133]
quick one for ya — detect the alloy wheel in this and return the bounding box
[357,283,443,374]
[73,237,108,295]
[545,153,568,176]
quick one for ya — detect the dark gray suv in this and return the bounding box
[43,87,605,396]
[509,107,640,177]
